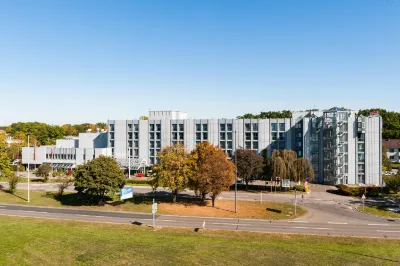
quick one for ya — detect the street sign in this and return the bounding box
[120,187,133,201]
[152,203,158,214]
[282,179,290,188]
[361,194,366,200]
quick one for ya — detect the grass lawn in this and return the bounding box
[0,189,306,219]
[0,216,399,266]
[391,163,400,169]
[358,205,400,219]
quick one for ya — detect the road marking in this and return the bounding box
[377,230,400,233]
[292,227,309,229]
[292,227,333,230]
[289,220,308,223]
[212,222,252,226]
[312,228,333,230]
[328,222,348,225]
[368,224,389,226]
[78,214,90,217]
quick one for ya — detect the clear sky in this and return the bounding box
[0,0,399,125]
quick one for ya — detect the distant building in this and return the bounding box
[108,107,382,185]
[22,131,111,170]
[384,139,400,163]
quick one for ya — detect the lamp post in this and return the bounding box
[128,147,131,179]
[27,133,30,203]
[234,130,237,213]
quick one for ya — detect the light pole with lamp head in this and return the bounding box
[27,133,30,203]
[234,130,237,213]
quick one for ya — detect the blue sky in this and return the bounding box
[0,0,399,125]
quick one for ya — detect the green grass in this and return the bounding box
[391,163,400,169]
[0,190,306,219]
[0,216,399,266]
[358,205,400,219]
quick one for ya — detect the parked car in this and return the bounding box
[136,173,144,177]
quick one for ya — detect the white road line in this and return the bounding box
[77,214,90,217]
[368,224,389,226]
[289,220,308,223]
[292,227,309,229]
[312,228,333,230]
[328,222,348,225]
[292,227,333,230]
[377,230,400,233]
[212,222,252,226]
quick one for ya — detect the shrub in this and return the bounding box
[8,173,19,194]
[335,184,385,197]
[10,165,25,172]
[292,185,305,192]
[37,164,52,180]
[383,174,400,194]
[52,169,65,178]
[55,176,73,196]
[125,179,152,185]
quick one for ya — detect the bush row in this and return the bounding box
[125,179,152,185]
[335,184,388,197]
[10,165,25,172]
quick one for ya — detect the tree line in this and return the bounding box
[237,108,400,139]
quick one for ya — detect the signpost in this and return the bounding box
[120,187,133,201]
[294,189,297,216]
[282,179,290,188]
[152,199,158,227]
[361,194,366,211]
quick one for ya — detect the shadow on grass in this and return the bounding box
[2,189,27,201]
[266,208,282,213]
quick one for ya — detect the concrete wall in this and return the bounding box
[56,139,78,148]
[365,116,382,185]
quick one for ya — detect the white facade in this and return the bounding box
[108,108,383,185]
[22,132,111,169]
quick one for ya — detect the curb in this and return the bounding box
[354,206,400,220]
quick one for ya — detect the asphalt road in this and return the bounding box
[0,204,399,238]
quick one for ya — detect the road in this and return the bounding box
[0,203,399,238]
[1,182,399,238]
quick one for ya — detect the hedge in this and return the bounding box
[10,165,25,172]
[125,179,152,185]
[335,184,387,197]
[292,185,305,192]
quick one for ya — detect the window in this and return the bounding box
[253,132,258,140]
[196,132,201,140]
[156,149,161,154]
[128,132,132,140]
[279,132,285,139]
[156,132,161,139]
[172,124,177,131]
[220,142,226,149]
[150,141,154,148]
[179,124,184,131]
[156,124,161,131]
[110,140,114,147]
[298,150,302,157]
[220,124,226,131]
[279,123,285,131]
[245,123,251,131]
[196,141,201,145]
[134,124,139,131]
[110,124,114,131]
[128,141,132,148]
[227,150,232,157]
[203,132,208,140]
[358,175,365,184]
[128,124,132,131]
[297,132,302,138]
[253,142,258,149]
[227,124,232,131]
[295,123,301,129]
[358,143,365,152]
[227,132,232,140]
[220,132,225,140]
[245,141,251,149]
[172,132,177,140]
[150,149,155,156]
[227,141,232,149]
[134,132,139,139]
[202,124,208,131]
[179,132,184,140]
[156,141,161,148]
[389,148,395,152]
[196,124,201,132]
[271,123,277,131]
[150,124,155,131]
[358,153,365,162]
[272,133,277,141]
[245,132,251,140]
[134,141,139,148]
[252,123,258,131]
[172,141,177,145]
[297,141,302,147]
[129,149,133,156]
[358,164,365,173]
[110,132,114,139]
[150,157,155,164]
[150,132,154,140]
[134,149,139,157]
[389,155,395,160]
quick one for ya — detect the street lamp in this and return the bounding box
[234,130,237,213]
[27,133,30,203]
[128,147,131,179]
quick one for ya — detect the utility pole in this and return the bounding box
[27,133,30,203]
[234,130,237,213]
[128,147,131,179]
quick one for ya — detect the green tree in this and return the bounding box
[358,109,400,139]
[383,174,400,194]
[37,164,52,181]
[0,152,11,178]
[295,158,315,182]
[382,144,392,171]
[140,116,148,120]
[152,144,192,203]
[233,148,264,189]
[74,155,125,204]
[8,172,19,194]
[281,150,298,181]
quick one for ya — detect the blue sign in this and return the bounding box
[120,187,133,200]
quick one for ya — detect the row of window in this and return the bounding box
[46,153,76,160]
[388,148,398,153]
